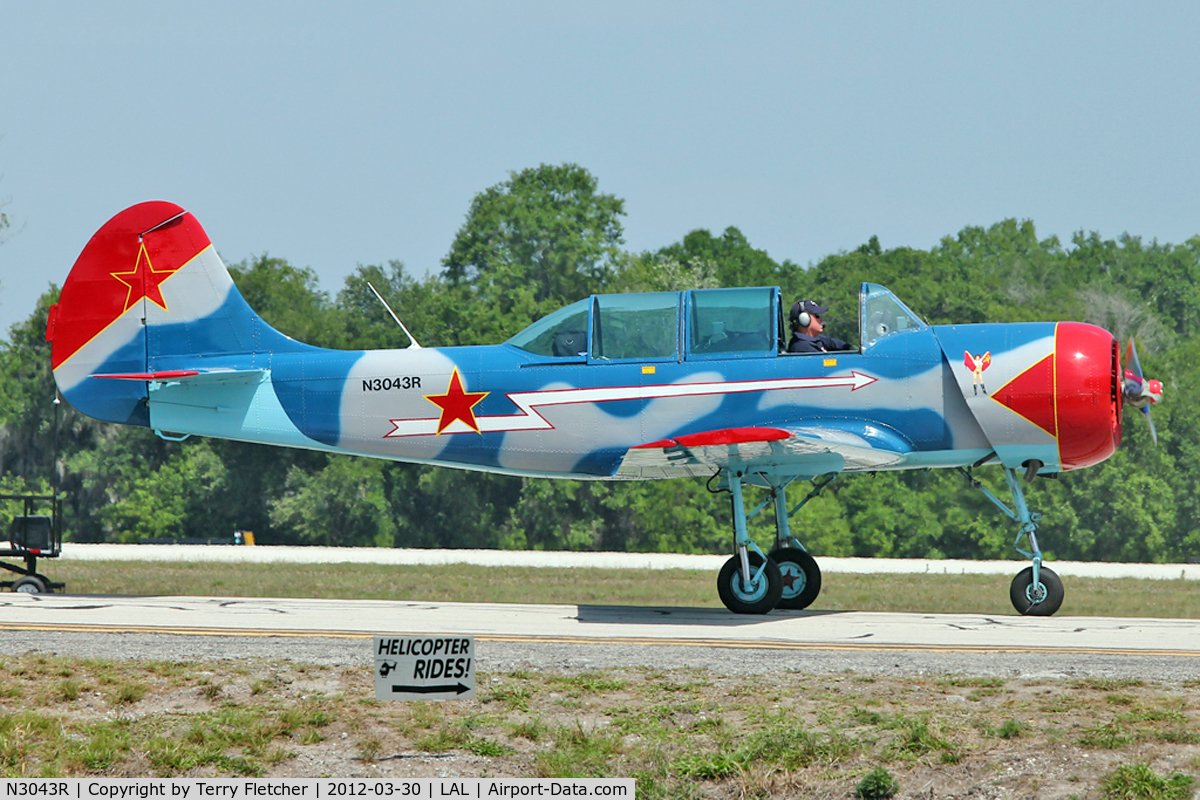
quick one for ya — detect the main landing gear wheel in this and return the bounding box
[1010,566,1063,616]
[770,548,822,610]
[12,576,47,594]
[717,553,783,614]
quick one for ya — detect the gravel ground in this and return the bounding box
[3,643,1199,799]
[6,630,1200,683]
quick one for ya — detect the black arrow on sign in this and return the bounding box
[392,683,471,695]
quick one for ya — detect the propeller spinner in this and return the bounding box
[1124,340,1163,443]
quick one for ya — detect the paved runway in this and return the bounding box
[4,593,1199,655]
[3,594,1199,679]
[8,550,1200,678]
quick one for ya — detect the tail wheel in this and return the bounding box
[770,548,822,610]
[1010,566,1064,616]
[717,553,783,614]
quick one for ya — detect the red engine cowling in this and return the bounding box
[1055,322,1122,470]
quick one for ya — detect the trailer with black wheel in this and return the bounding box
[1,493,64,593]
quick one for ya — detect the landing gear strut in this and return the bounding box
[959,466,1063,616]
[714,470,835,614]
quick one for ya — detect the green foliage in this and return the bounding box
[390,467,519,549]
[443,163,626,342]
[0,474,52,524]
[646,226,803,292]
[338,261,456,349]
[269,456,395,547]
[617,254,720,293]
[1100,762,1194,800]
[884,714,957,761]
[66,433,228,542]
[995,719,1023,739]
[498,479,729,553]
[733,722,851,770]
[856,766,900,799]
[536,722,623,778]
[0,288,64,481]
[674,751,739,779]
[228,255,346,348]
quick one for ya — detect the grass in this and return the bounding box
[30,559,1200,617]
[8,559,1200,789]
[856,766,900,799]
[0,654,1197,795]
[0,654,341,777]
[536,722,623,778]
[1101,762,1194,799]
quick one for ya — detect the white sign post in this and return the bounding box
[374,635,476,701]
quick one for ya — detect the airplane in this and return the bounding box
[46,201,1163,614]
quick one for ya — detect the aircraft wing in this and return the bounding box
[614,422,912,480]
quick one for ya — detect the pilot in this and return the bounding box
[788,299,852,354]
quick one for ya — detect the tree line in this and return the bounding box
[1,163,1196,562]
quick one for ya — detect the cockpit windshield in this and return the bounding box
[861,283,927,347]
[507,298,589,357]
[510,284,925,359]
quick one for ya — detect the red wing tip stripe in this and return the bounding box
[634,427,792,449]
[94,370,201,381]
[634,438,679,450]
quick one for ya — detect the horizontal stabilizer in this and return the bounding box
[96,368,268,386]
[95,370,200,381]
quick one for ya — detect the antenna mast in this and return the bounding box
[367,282,422,349]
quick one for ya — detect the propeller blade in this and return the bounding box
[1123,339,1162,445]
[1126,339,1144,380]
[1124,339,1144,396]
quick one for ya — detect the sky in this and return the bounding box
[2,1,1199,337]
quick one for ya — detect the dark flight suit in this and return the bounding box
[787,333,852,353]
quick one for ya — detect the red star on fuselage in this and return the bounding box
[424,369,489,434]
[110,242,180,313]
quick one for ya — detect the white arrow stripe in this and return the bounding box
[385,371,877,438]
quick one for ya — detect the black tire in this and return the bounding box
[770,548,822,610]
[1010,566,1064,616]
[12,576,47,594]
[717,553,783,614]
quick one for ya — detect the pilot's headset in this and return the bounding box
[790,300,812,329]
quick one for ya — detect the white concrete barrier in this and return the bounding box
[57,543,1200,580]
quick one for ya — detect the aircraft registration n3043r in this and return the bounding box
[47,202,1163,615]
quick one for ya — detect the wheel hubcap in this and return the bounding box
[732,574,767,603]
[1026,582,1047,604]
[778,563,806,598]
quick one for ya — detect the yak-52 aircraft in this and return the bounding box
[48,202,1163,614]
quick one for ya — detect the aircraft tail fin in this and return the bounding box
[48,201,306,426]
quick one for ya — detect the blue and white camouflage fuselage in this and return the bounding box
[50,203,1124,488]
